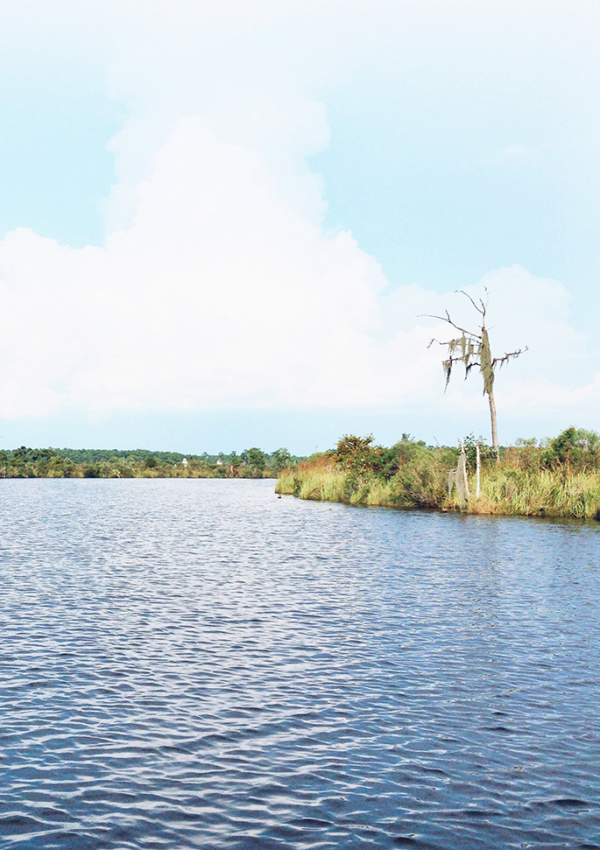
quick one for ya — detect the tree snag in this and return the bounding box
[423,289,527,451]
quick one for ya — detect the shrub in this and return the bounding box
[541,427,600,471]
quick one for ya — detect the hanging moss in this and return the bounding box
[426,290,527,447]
[480,329,494,395]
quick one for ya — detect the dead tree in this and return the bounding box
[424,289,527,451]
[448,442,470,509]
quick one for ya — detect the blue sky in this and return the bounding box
[0,0,598,453]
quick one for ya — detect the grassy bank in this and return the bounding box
[276,431,600,520]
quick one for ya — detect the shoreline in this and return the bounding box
[276,465,600,521]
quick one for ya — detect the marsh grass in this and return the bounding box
[277,456,600,519]
[475,467,600,518]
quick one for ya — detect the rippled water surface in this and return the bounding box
[1,480,600,849]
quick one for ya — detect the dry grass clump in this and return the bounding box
[276,462,347,502]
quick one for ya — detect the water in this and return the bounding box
[1,479,599,849]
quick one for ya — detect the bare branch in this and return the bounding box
[424,284,524,450]
[492,346,529,367]
[457,289,485,317]
[481,286,490,315]
[428,339,480,357]
[441,353,478,364]
[419,312,482,339]
[428,335,455,347]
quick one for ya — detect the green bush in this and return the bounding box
[541,427,600,471]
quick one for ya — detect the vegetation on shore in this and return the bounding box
[276,429,600,520]
[4,428,600,520]
[0,446,304,480]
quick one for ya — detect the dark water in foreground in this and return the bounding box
[1,480,600,850]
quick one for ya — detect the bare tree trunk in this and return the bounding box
[475,442,481,498]
[456,445,469,510]
[488,389,499,455]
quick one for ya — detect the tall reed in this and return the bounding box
[278,459,600,519]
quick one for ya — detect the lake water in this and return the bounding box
[1,479,600,849]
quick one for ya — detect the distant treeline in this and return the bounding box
[0,446,307,479]
[276,428,600,520]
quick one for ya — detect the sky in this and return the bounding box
[0,0,598,453]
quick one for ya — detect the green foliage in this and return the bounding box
[278,428,600,519]
[55,448,198,465]
[461,434,497,467]
[271,448,292,470]
[0,443,308,479]
[541,427,600,471]
[296,433,454,507]
[12,446,57,463]
[336,435,376,475]
[0,445,287,479]
[242,447,267,471]
[336,434,374,457]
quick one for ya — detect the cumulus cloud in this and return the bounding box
[0,0,598,431]
[0,116,388,416]
[0,110,597,423]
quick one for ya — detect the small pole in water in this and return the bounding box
[476,442,481,499]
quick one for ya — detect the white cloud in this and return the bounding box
[0,107,597,425]
[0,116,387,416]
[0,0,598,434]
